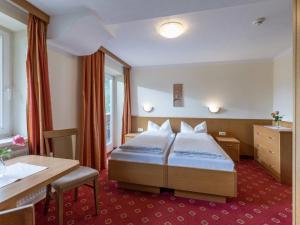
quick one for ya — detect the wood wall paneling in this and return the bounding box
[131,116,272,156]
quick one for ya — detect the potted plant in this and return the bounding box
[0,135,25,177]
[271,111,284,128]
[0,148,11,177]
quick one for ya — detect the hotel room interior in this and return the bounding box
[1,0,300,225]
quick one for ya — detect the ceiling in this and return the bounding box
[27,0,292,66]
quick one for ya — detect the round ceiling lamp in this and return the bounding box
[159,22,185,39]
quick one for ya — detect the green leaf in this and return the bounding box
[0,148,11,158]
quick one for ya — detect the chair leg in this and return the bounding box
[93,175,100,215]
[56,190,64,225]
[44,184,52,215]
[74,187,78,202]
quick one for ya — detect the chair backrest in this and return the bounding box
[0,205,35,225]
[44,128,78,160]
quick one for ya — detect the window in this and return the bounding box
[0,26,27,139]
[105,74,114,151]
[105,57,125,150]
[0,29,12,138]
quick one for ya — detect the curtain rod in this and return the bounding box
[99,46,131,69]
[8,0,50,24]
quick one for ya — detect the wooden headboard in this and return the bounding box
[131,116,273,156]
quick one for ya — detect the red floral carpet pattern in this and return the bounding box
[35,160,292,225]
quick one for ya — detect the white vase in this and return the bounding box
[0,156,6,178]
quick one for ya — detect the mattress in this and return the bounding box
[168,134,235,171]
[110,133,175,165]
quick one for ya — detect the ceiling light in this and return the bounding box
[159,22,185,39]
[208,104,221,113]
[143,103,154,112]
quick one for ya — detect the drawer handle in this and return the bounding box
[268,136,273,140]
[268,150,274,154]
[226,144,233,147]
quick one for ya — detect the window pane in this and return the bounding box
[105,77,111,114]
[0,35,3,129]
[105,76,113,145]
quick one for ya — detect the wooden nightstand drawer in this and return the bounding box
[215,137,240,163]
[125,133,139,143]
[220,143,239,151]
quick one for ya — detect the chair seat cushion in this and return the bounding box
[52,166,99,190]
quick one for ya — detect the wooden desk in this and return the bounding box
[0,155,79,210]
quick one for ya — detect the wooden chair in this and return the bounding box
[43,129,99,225]
[0,205,35,225]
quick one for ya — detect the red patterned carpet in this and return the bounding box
[35,160,292,225]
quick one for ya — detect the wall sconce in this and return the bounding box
[208,105,221,113]
[143,104,154,112]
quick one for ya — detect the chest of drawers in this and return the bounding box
[253,125,292,185]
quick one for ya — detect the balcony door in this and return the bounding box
[105,74,114,152]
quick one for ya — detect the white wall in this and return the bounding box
[273,49,293,122]
[47,46,81,129]
[12,30,27,136]
[132,60,274,119]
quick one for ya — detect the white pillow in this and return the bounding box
[147,121,160,131]
[181,121,207,133]
[194,121,207,133]
[147,120,173,134]
[180,121,194,133]
[159,120,173,134]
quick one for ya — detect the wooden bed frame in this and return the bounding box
[108,158,237,202]
[167,165,237,203]
[108,159,166,193]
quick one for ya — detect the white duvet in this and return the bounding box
[173,133,226,159]
[120,131,172,154]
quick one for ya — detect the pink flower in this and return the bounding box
[12,135,26,146]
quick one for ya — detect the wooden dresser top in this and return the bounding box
[253,125,292,133]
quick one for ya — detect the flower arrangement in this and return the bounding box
[0,135,26,177]
[271,111,284,127]
[0,135,25,159]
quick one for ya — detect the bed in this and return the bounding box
[167,133,237,203]
[108,131,175,193]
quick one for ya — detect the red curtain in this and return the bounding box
[80,50,107,171]
[121,67,132,144]
[26,14,53,155]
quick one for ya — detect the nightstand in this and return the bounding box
[215,136,240,163]
[125,133,139,142]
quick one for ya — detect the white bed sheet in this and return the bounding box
[110,133,175,165]
[168,134,235,171]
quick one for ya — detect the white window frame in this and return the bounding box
[105,74,115,152]
[0,28,12,138]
